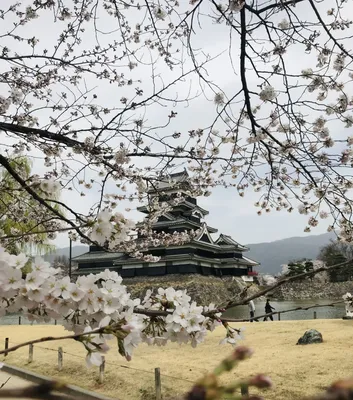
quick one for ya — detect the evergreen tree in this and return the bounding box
[318,241,353,282]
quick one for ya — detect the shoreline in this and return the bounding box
[124,273,353,303]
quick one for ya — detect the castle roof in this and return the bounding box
[147,170,190,193]
[136,218,218,233]
[74,170,260,277]
[72,251,123,262]
[215,234,248,251]
[137,201,209,216]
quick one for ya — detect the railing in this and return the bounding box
[248,271,258,276]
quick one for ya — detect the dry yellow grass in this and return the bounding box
[1,320,352,400]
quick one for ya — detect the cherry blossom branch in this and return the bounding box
[308,0,352,60]
[0,123,85,151]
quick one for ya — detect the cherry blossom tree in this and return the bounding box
[0,0,353,249]
[1,1,353,397]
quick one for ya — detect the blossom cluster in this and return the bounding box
[259,85,277,102]
[342,293,353,318]
[343,292,353,304]
[0,247,240,367]
[89,210,135,248]
[229,0,245,12]
[40,179,61,197]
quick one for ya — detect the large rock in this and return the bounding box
[296,329,323,345]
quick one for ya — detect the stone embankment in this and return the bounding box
[270,280,353,300]
[123,274,261,305]
[124,274,353,303]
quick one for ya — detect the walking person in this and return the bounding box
[248,300,258,322]
[263,299,275,321]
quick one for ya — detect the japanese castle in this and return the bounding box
[73,171,259,279]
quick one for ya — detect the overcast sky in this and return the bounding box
[1,1,347,250]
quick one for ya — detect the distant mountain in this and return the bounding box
[43,245,88,263]
[247,232,336,275]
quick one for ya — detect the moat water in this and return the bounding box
[223,299,345,320]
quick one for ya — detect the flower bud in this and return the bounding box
[249,374,273,389]
[328,378,353,392]
[185,385,206,400]
[233,346,253,361]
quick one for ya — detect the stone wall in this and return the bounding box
[123,274,261,305]
[270,280,353,300]
[123,274,353,303]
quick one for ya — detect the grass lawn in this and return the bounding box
[1,319,352,399]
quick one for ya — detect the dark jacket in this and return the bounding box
[265,303,275,313]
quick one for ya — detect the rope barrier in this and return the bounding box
[6,340,196,384]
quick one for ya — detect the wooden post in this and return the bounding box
[28,344,33,363]
[69,238,72,279]
[4,338,8,357]
[19,316,21,325]
[58,347,63,371]
[99,356,105,384]
[241,385,249,396]
[314,311,317,319]
[155,368,161,400]
[278,312,281,321]
[55,320,57,326]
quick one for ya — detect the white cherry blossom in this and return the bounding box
[25,272,46,291]
[0,267,23,290]
[0,247,231,364]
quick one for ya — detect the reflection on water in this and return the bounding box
[0,300,346,325]
[223,299,345,321]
